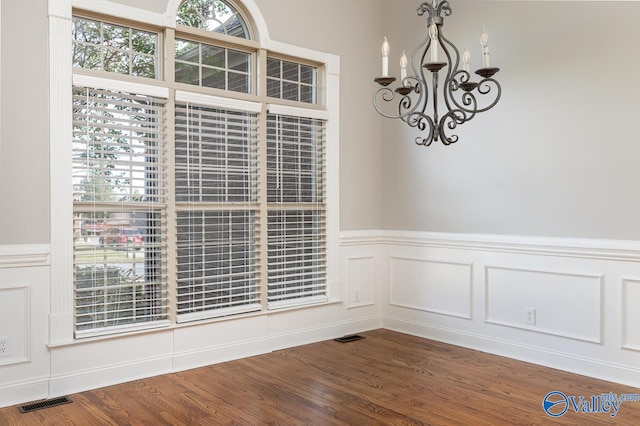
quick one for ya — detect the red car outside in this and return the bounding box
[99,227,143,249]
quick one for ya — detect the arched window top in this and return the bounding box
[176,0,250,39]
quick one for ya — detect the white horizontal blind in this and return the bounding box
[175,101,260,322]
[266,113,327,308]
[72,85,169,338]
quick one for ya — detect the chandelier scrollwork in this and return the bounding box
[373,0,502,147]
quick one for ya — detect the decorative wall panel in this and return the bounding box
[389,257,472,319]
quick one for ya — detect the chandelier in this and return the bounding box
[373,0,501,147]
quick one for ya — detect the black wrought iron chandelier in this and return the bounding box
[373,0,501,147]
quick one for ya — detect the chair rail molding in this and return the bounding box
[0,245,50,269]
[341,230,640,262]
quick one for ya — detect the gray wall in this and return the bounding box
[0,0,50,245]
[109,0,168,13]
[381,0,640,240]
[7,1,638,243]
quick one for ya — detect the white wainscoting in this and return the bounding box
[485,265,603,343]
[390,257,472,319]
[0,245,50,408]
[623,277,640,351]
[0,237,383,408]
[5,233,640,408]
[345,256,376,308]
[342,230,640,388]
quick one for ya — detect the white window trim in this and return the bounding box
[176,90,262,113]
[72,0,165,27]
[267,104,330,121]
[73,74,169,98]
[49,0,340,345]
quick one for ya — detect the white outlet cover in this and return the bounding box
[0,336,11,358]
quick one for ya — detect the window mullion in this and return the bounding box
[257,114,269,310]
[164,27,178,324]
[165,90,178,324]
[165,28,176,84]
[257,49,269,310]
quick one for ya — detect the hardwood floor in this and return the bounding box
[2,329,640,425]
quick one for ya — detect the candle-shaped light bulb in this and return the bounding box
[463,47,470,73]
[480,27,490,68]
[381,36,390,76]
[400,50,408,81]
[429,23,438,62]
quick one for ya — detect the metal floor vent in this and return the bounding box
[19,396,72,413]
[334,334,365,343]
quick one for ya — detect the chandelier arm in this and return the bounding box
[397,80,420,118]
[416,2,435,17]
[372,77,425,120]
[446,70,479,117]
[373,87,401,118]
[414,38,432,117]
[439,32,460,114]
[447,76,501,115]
[460,92,477,120]
[407,112,435,146]
[372,88,403,119]
[400,76,424,117]
[411,35,429,77]
[437,0,453,17]
[473,78,502,113]
[398,94,413,118]
[451,69,472,85]
[439,108,470,145]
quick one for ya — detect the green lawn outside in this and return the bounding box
[74,244,145,264]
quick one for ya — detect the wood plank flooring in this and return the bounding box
[2,329,640,425]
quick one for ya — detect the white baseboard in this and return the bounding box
[172,338,271,373]
[173,315,382,373]
[0,376,49,408]
[383,316,640,389]
[48,355,172,398]
[46,316,378,401]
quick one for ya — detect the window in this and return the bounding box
[266,113,327,308]
[67,0,335,339]
[174,96,261,321]
[72,16,158,79]
[176,0,250,38]
[72,83,169,337]
[267,58,318,104]
[175,39,251,93]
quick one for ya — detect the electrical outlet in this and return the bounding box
[0,336,11,358]
[354,288,360,302]
[525,308,536,325]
